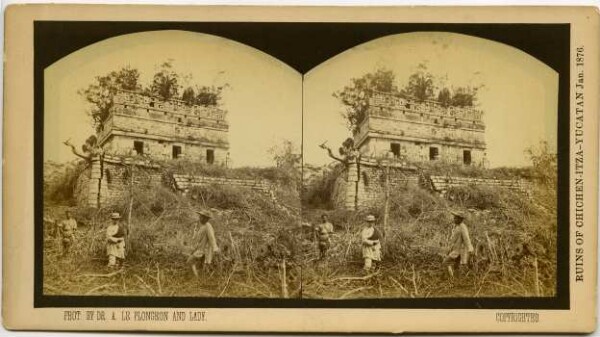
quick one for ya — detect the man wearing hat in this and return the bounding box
[360,214,382,272]
[106,212,126,268]
[443,210,474,278]
[187,210,220,277]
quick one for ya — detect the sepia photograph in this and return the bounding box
[3,5,597,333]
[302,32,558,299]
[43,30,303,298]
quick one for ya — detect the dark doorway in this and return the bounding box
[133,141,144,155]
[172,145,182,159]
[429,147,439,161]
[206,149,215,164]
[463,150,472,165]
[390,143,400,158]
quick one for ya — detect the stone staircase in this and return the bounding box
[172,174,272,195]
[428,175,531,195]
[171,174,299,217]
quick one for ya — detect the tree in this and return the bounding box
[149,60,180,101]
[525,141,557,188]
[114,66,141,91]
[451,86,478,107]
[269,140,302,190]
[79,66,141,132]
[64,135,102,161]
[401,63,435,102]
[181,87,195,106]
[195,85,226,107]
[271,139,301,170]
[334,68,398,134]
[437,87,452,107]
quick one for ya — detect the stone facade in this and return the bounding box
[355,92,487,166]
[332,163,531,210]
[427,175,532,195]
[98,90,229,165]
[74,155,162,208]
[74,155,276,208]
[356,160,420,208]
[331,159,419,210]
[172,174,272,195]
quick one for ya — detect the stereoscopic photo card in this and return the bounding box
[2,4,599,333]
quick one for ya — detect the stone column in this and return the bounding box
[88,157,102,208]
[345,162,358,210]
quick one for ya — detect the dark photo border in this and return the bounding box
[34,21,570,309]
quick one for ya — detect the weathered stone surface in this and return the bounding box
[332,163,530,210]
[172,174,272,194]
[428,175,531,194]
[98,90,229,164]
[75,156,163,208]
[354,92,487,167]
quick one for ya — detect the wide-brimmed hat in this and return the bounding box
[450,210,465,219]
[195,210,212,219]
[111,212,121,219]
[365,215,376,222]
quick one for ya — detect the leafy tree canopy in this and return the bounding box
[334,65,483,133]
[525,141,557,188]
[79,66,141,132]
[149,60,180,101]
[450,86,480,107]
[80,61,228,131]
[333,68,398,134]
[437,87,452,107]
[195,85,228,107]
[270,139,301,170]
[400,63,436,102]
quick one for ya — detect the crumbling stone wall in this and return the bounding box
[74,155,162,208]
[172,174,272,195]
[332,161,530,210]
[331,171,349,209]
[354,92,487,166]
[75,155,271,208]
[356,163,419,208]
[73,163,93,206]
[332,160,419,209]
[428,175,532,195]
[98,90,229,164]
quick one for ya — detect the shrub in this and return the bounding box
[445,185,503,210]
[414,161,532,180]
[188,184,250,209]
[160,159,300,191]
[302,165,343,209]
[44,160,88,205]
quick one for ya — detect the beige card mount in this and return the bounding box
[2,5,599,333]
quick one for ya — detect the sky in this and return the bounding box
[303,32,558,168]
[45,30,302,167]
[46,30,558,169]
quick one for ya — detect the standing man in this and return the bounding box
[58,210,77,256]
[360,215,382,273]
[106,212,126,268]
[442,210,474,278]
[187,210,220,277]
[314,214,334,260]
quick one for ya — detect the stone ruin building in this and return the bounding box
[331,92,526,210]
[99,89,230,164]
[75,89,234,207]
[355,91,487,166]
